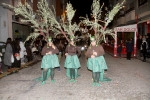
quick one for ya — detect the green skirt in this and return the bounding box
[64,55,81,69]
[87,56,107,72]
[41,54,60,68]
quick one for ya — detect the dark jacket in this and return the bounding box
[141,41,147,52]
[126,41,133,52]
[117,45,122,53]
[137,38,142,49]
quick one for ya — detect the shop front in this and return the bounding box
[104,24,138,57]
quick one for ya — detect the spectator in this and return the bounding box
[0,52,3,73]
[117,44,122,58]
[25,41,33,62]
[41,37,47,50]
[126,38,133,60]
[146,34,150,57]
[19,38,27,65]
[4,38,13,72]
[137,35,143,58]
[12,38,21,68]
[141,38,148,62]
[32,43,39,55]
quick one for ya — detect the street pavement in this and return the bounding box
[0,52,150,100]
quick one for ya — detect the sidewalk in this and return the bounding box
[0,57,41,79]
[105,51,150,63]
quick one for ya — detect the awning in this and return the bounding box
[138,17,150,24]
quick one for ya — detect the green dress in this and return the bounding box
[36,54,60,81]
[64,55,80,69]
[87,56,111,81]
[41,54,60,68]
[64,55,81,78]
[87,56,107,72]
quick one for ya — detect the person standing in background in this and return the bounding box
[137,35,143,58]
[0,52,3,74]
[117,44,122,58]
[19,38,27,65]
[4,38,13,72]
[12,38,21,68]
[126,38,133,60]
[141,38,148,62]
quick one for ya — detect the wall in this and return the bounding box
[0,5,11,42]
[125,10,135,23]
[135,0,150,19]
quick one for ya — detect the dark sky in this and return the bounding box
[69,0,109,22]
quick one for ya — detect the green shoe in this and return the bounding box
[51,80,55,83]
[92,82,96,86]
[96,83,100,86]
[72,79,76,82]
[69,79,73,82]
[41,81,45,85]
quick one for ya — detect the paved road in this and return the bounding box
[0,53,150,100]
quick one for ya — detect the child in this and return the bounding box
[0,52,3,74]
[117,44,122,58]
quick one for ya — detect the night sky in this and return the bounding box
[69,0,109,23]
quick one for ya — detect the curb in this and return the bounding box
[0,60,40,79]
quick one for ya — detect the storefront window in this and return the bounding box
[12,22,32,41]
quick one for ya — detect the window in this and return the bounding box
[138,0,148,7]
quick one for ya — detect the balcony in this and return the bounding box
[117,16,125,26]
[137,2,149,19]
[125,10,135,23]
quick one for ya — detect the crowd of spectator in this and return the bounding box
[0,35,70,73]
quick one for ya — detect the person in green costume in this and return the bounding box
[85,37,108,86]
[64,39,81,82]
[40,37,60,85]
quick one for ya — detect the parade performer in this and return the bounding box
[85,37,108,86]
[64,38,81,82]
[40,37,59,84]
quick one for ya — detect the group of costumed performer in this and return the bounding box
[40,37,60,85]
[85,36,109,86]
[39,37,81,84]
[64,38,81,82]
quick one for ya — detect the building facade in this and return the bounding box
[0,0,67,42]
[105,0,150,57]
[110,0,150,36]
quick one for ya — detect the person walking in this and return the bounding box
[40,37,60,85]
[85,37,108,86]
[64,38,81,82]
